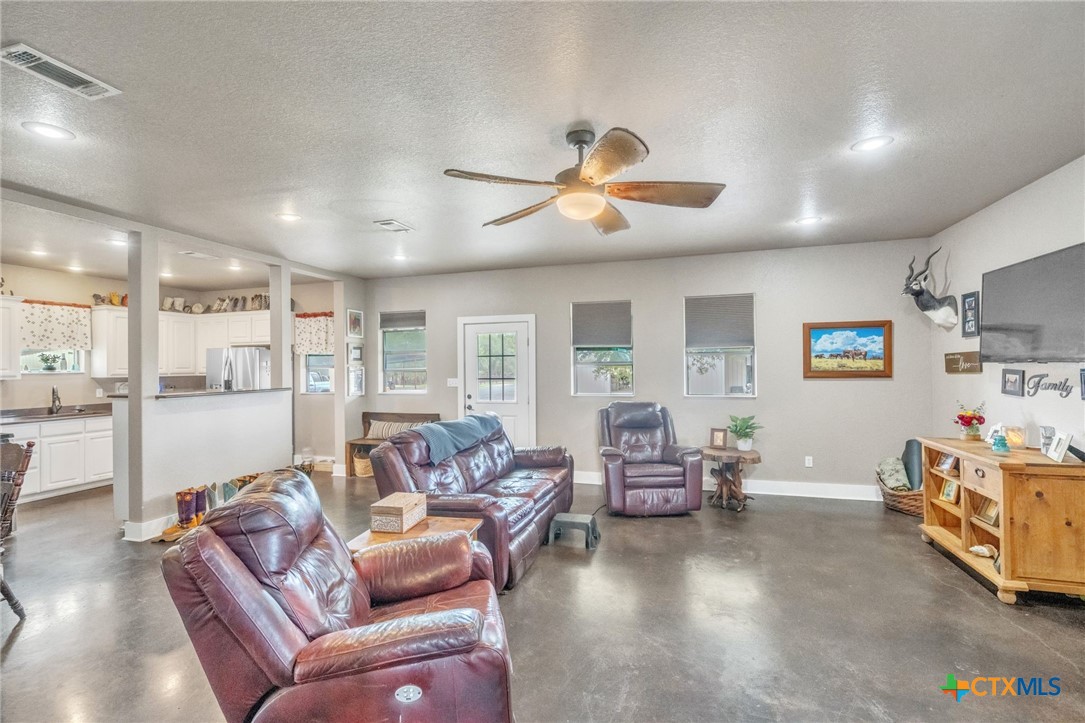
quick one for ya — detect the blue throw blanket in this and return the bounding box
[416,414,503,464]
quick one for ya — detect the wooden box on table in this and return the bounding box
[370,492,427,533]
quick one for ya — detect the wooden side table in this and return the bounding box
[346,516,483,553]
[701,446,762,512]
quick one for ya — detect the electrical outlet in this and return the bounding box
[804,456,814,468]
[95,388,104,398]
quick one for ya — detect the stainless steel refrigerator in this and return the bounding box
[206,347,271,391]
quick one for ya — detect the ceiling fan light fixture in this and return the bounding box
[556,192,607,220]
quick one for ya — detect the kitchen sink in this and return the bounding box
[2,410,94,422]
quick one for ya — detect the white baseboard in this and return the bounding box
[332,463,347,477]
[123,514,174,542]
[573,471,879,501]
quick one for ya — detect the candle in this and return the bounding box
[1003,426,1026,449]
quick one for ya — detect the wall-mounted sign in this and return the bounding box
[1026,373,1075,399]
[944,351,982,374]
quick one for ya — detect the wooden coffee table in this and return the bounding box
[702,446,762,512]
[347,516,483,553]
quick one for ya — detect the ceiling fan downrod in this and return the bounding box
[566,128,596,166]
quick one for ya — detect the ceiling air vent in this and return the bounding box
[373,219,414,232]
[1,43,121,100]
[177,250,220,260]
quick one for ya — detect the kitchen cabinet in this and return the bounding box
[84,417,114,482]
[196,316,228,374]
[4,423,40,496]
[90,307,129,377]
[39,419,86,492]
[166,314,197,374]
[251,313,271,343]
[0,416,113,500]
[228,314,253,344]
[0,296,24,380]
[158,316,168,374]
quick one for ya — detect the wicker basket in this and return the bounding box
[877,474,923,516]
[353,451,374,477]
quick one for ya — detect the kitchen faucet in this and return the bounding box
[50,385,62,415]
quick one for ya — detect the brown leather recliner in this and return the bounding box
[598,401,704,516]
[161,469,512,723]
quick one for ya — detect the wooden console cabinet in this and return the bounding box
[917,437,1085,604]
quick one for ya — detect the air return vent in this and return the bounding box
[177,250,220,260]
[373,219,414,232]
[1,43,121,100]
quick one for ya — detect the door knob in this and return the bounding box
[466,404,474,411]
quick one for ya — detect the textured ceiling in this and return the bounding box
[1,1,1082,279]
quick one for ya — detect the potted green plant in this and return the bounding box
[38,352,62,372]
[728,414,762,451]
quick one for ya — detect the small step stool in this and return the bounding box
[547,512,601,550]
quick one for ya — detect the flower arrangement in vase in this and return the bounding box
[953,401,986,441]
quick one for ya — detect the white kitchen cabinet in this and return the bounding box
[39,419,86,492]
[4,423,40,496]
[0,296,24,380]
[196,316,228,374]
[166,314,197,374]
[228,314,253,344]
[91,307,129,377]
[158,315,168,374]
[227,311,270,345]
[251,313,271,343]
[84,417,113,482]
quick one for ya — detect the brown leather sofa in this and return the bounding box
[370,421,573,590]
[161,469,513,723]
[598,401,703,516]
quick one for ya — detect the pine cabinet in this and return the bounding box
[0,296,25,379]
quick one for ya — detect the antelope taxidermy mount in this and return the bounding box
[903,247,958,329]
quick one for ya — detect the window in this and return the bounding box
[19,349,84,374]
[302,354,334,394]
[476,332,517,401]
[685,294,755,396]
[380,311,426,392]
[571,301,633,395]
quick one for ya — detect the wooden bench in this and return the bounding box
[346,411,440,476]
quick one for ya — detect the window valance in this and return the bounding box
[20,300,92,350]
[294,312,335,356]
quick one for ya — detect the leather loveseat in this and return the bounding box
[371,418,573,590]
[598,401,703,516]
[162,469,513,723]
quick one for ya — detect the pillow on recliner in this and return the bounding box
[612,408,664,429]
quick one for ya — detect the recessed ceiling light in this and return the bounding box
[795,216,822,225]
[276,212,301,222]
[21,121,76,140]
[68,265,83,272]
[160,271,173,278]
[392,253,407,261]
[111,239,127,247]
[850,135,894,152]
[31,249,48,256]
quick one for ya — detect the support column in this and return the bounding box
[126,230,158,524]
[333,280,347,469]
[268,264,292,388]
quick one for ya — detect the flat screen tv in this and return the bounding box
[980,243,1085,363]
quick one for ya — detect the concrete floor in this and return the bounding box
[1,475,1082,722]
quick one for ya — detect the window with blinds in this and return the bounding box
[380,310,426,392]
[684,294,755,396]
[571,300,634,395]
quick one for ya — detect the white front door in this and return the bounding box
[460,317,535,446]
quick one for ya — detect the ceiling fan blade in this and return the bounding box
[579,128,649,186]
[605,181,726,208]
[591,202,631,236]
[482,196,557,227]
[445,169,564,188]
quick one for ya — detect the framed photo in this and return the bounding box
[974,497,1000,526]
[803,320,892,379]
[1001,368,1025,397]
[940,479,960,504]
[348,342,364,364]
[1045,431,1071,463]
[935,453,958,474]
[961,291,979,338]
[346,309,364,339]
[709,428,729,448]
[348,366,365,397]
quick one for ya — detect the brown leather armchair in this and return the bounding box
[598,401,703,516]
[161,469,512,723]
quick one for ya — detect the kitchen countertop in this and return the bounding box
[0,402,114,425]
[108,387,291,400]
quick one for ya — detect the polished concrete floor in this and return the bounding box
[2,475,1083,722]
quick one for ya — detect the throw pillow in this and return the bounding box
[875,456,911,491]
[368,420,423,439]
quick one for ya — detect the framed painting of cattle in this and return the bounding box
[803,320,893,379]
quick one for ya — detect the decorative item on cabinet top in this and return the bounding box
[159,293,290,313]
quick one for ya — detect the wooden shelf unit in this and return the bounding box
[918,437,1085,605]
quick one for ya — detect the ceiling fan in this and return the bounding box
[444,127,726,235]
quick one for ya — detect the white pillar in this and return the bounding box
[268,264,292,388]
[126,230,158,522]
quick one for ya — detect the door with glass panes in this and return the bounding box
[462,320,534,446]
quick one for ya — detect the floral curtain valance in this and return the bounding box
[294,312,334,356]
[20,301,92,350]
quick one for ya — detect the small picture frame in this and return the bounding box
[348,343,364,364]
[961,291,979,338]
[974,497,1000,526]
[348,366,365,397]
[709,428,729,448]
[1045,431,1072,463]
[346,309,364,339]
[940,479,960,504]
[935,453,958,474]
[1001,368,1025,397]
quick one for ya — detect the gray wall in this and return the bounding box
[364,236,935,487]
[928,156,1084,445]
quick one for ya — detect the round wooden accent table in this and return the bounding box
[701,446,762,512]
